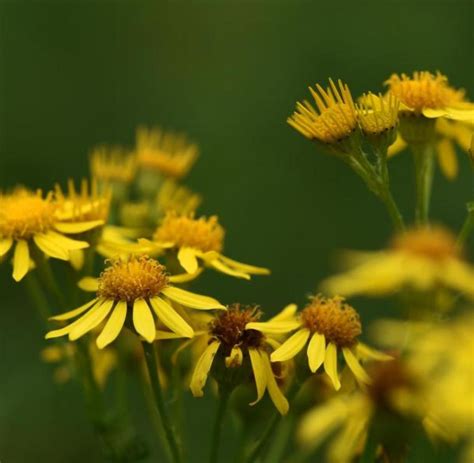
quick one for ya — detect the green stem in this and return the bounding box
[209,385,231,463]
[359,427,378,463]
[412,144,434,225]
[457,202,474,248]
[24,271,51,321]
[34,252,67,308]
[142,341,182,463]
[379,186,405,232]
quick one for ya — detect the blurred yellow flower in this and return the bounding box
[0,187,103,281]
[321,226,474,299]
[140,212,270,280]
[90,145,136,184]
[156,180,202,217]
[189,304,290,415]
[46,256,225,348]
[249,295,390,390]
[135,127,198,179]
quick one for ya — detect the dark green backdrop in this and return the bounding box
[0,1,472,462]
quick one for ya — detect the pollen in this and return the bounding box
[391,226,459,260]
[287,79,357,143]
[210,304,264,352]
[357,93,399,135]
[135,127,198,179]
[54,179,111,222]
[97,256,169,302]
[90,146,137,183]
[385,71,465,112]
[300,295,361,347]
[0,188,57,239]
[153,212,224,253]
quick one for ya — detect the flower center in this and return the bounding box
[300,295,361,347]
[210,304,264,352]
[153,212,224,253]
[97,256,169,302]
[391,227,459,260]
[0,189,57,239]
[385,71,465,112]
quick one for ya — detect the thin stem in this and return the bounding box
[359,427,378,463]
[412,144,434,225]
[209,386,231,463]
[457,202,474,248]
[24,271,51,321]
[142,341,182,463]
[34,252,67,308]
[379,186,405,232]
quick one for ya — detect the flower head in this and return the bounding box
[90,146,136,184]
[135,127,198,179]
[251,295,390,390]
[189,303,290,415]
[140,212,270,280]
[357,93,399,135]
[0,187,102,281]
[288,79,358,144]
[156,180,202,217]
[46,255,225,348]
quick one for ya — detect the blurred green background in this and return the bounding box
[0,1,472,461]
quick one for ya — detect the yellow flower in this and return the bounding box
[385,71,474,121]
[388,119,474,180]
[45,256,225,348]
[135,127,198,179]
[140,212,270,280]
[90,145,137,184]
[287,79,358,144]
[321,226,474,299]
[156,180,202,217]
[189,304,290,415]
[356,92,399,136]
[249,295,390,390]
[0,187,103,281]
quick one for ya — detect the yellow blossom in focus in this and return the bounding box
[46,256,225,348]
[321,226,474,300]
[356,92,399,135]
[249,295,391,390]
[135,127,198,179]
[0,187,103,281]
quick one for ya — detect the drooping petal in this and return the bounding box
[246,320,300,334]
[324,342,341,390]
[168,269,203,284]
[96,300,127,349]
[436,138,458,180]
[0,238,13,257]
[49,297,99,321]
[44,231,89,250]
[269,304,298,322]
[162,286,225,310]
[177,247,199,274]
[218,254,270,275]
[155,330,188,340]
[271,328,310,362]
[69,249,85,270]
[342,347,371,384]
[54,220,104,234]
[248,348,267,405]
[423,106,474,121]
[132,298,156,343]
[307,332,326,373]
[78,277,99,292]
[69,299,115,341]
[33,234,69,260]
[149,297,194,338]
[208,258,250,280]
[356,342,393,361]
[225,346,243,368]
[190,341,220,397]
[261,351,289,415]
[12,240,30,281]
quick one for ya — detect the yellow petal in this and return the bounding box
[49,297,99,321]
[423,107,474,121]
[307,332,326,373]
[262,351,289,415]
[96,301,127,348]
[69,249,85,270]
[208,258,251,280]
[33,234,69,260]
[13,240,30,281]
[177,247,199,274]
[0,238,13,257]
[356,342,393,361]
[436,138,458,180]
[69,299,115,341]
[155,330,188,340]
[132,298,156,343]
[271,328,310,362]
[225,346,243,368]
[342,347,371,384]
[149,297,194,338]
[78,277,99,292]
[387,134,407,158]
[269,303,298,322]
[162,286,225,310]
[190,341,220,397]
[246,320,300,334]
[168,269,203,284]
[45,300,101,338]
[54,220,104,234]
[44,231,89,250]
[218,254,270,275]
[248,348,267,405]
[324,342,341,390]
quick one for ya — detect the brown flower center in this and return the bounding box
[300,295,361,347]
